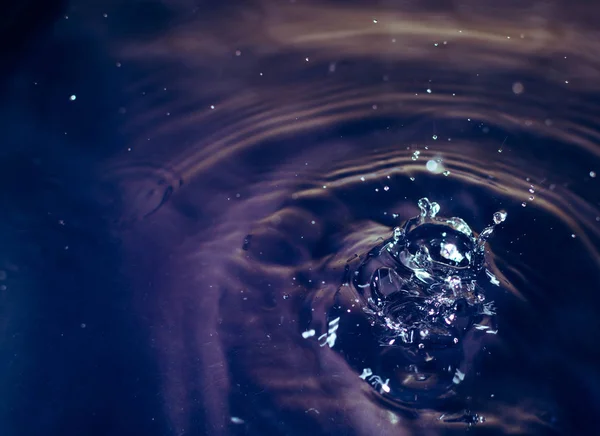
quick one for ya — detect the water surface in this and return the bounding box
[1,1,599,435]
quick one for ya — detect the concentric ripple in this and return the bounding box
[85,0,600,435]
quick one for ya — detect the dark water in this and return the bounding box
[1,1,599,435]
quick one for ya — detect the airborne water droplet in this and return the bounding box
[493,210,507,224]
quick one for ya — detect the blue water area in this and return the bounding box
[1,1,599,436]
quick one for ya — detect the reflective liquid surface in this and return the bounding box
[1,1,599,435]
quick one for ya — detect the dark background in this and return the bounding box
[0,1,167,435]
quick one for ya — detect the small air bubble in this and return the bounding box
[384,186,390,191]
[70,95,76,101]
[590,171,596,178]
[433,135,438,140]
[443,170,450,176]
[427,89,432,94]
[521,202,527,207]
[571,234,576,238]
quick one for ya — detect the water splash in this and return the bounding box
[306,198,507,409]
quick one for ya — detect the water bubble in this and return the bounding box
[522,202,527,207]
[70,95,76,101]
[443,170,450,176]
[591,171,597,178]
[412,150,420,160]
[432,135,438,140]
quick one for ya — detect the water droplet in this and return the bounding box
[417,198,441,218]
[512,82,524,94]
[426,160,438,172]
[493,210,507,224]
